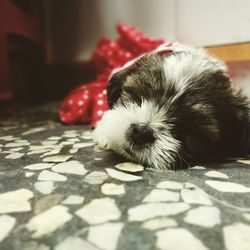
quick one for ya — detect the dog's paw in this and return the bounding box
[93,127,110,151]
[95,135,110,150]
[93,110,115,150]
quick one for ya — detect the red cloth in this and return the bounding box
[60,23,165,126]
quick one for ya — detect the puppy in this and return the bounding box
[93,43,250,170]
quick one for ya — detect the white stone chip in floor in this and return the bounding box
[5,142,30,147]
[0,215,16,242]
[84,171,109,184]
[29,145,54,151]
[94,157,103,161]
[24,163,55,171]
[88,222,124,250]
[0,135,16,141]
[52,161,87,176]
[54,236,99,250]
[205,180,250,193]
[101,183,125,196]
[5,152,25,159]
[0,188,33,213]
[26,205,72,238]
[0,149,12,154]
[22,127,46,135]
[143,189,180,203]
[27,149,52,155]
[14,139,28,144]
[75,198,121,225]
[41,148,62,157]
[69,148,78,154]
[14,139,29,144]
[9,147,23,152]
[25,172,35,177]
[190,165,206,170]
[205,171,229,179]
[34,181,55,195]
[106,168,142,182]
[223,223,250,250]
[184,206,221,227]
[62,195,84,205]
[181,183,213,205]
[141,217,178,230]
[156,181,184,190]
[156,228,209,250]
[47,136,62,141]
[81,131,93,140]
[38,170,67,182]
[62,134,78,138]
[60,141,74,146]
[114,162,144,172]
[128,202,190,222]
[43,155,73,163]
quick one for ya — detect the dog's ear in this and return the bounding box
[107,70,127,108]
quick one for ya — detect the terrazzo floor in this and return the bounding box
[0,104,250,250]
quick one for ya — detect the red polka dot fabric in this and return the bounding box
[60,23,166,126]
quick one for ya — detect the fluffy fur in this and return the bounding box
[93,44,250,170]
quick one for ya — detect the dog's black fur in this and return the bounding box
[106,52,250,169]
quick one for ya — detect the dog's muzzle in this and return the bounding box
[127,123,155,146]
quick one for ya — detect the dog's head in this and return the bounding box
[94,44,248,169]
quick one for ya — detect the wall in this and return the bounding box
[43,0,250,63]
[43,0,176,63]
[176,0,250,46]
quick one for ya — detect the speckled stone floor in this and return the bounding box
[0,103,250,250]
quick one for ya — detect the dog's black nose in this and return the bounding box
[130,123,155,145]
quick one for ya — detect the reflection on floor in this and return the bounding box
[0,104,250,250]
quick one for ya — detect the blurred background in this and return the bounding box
[1,0,250,116]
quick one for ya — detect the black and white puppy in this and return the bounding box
[93,43,250,170]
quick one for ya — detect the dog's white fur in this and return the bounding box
[93,100,180,169]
